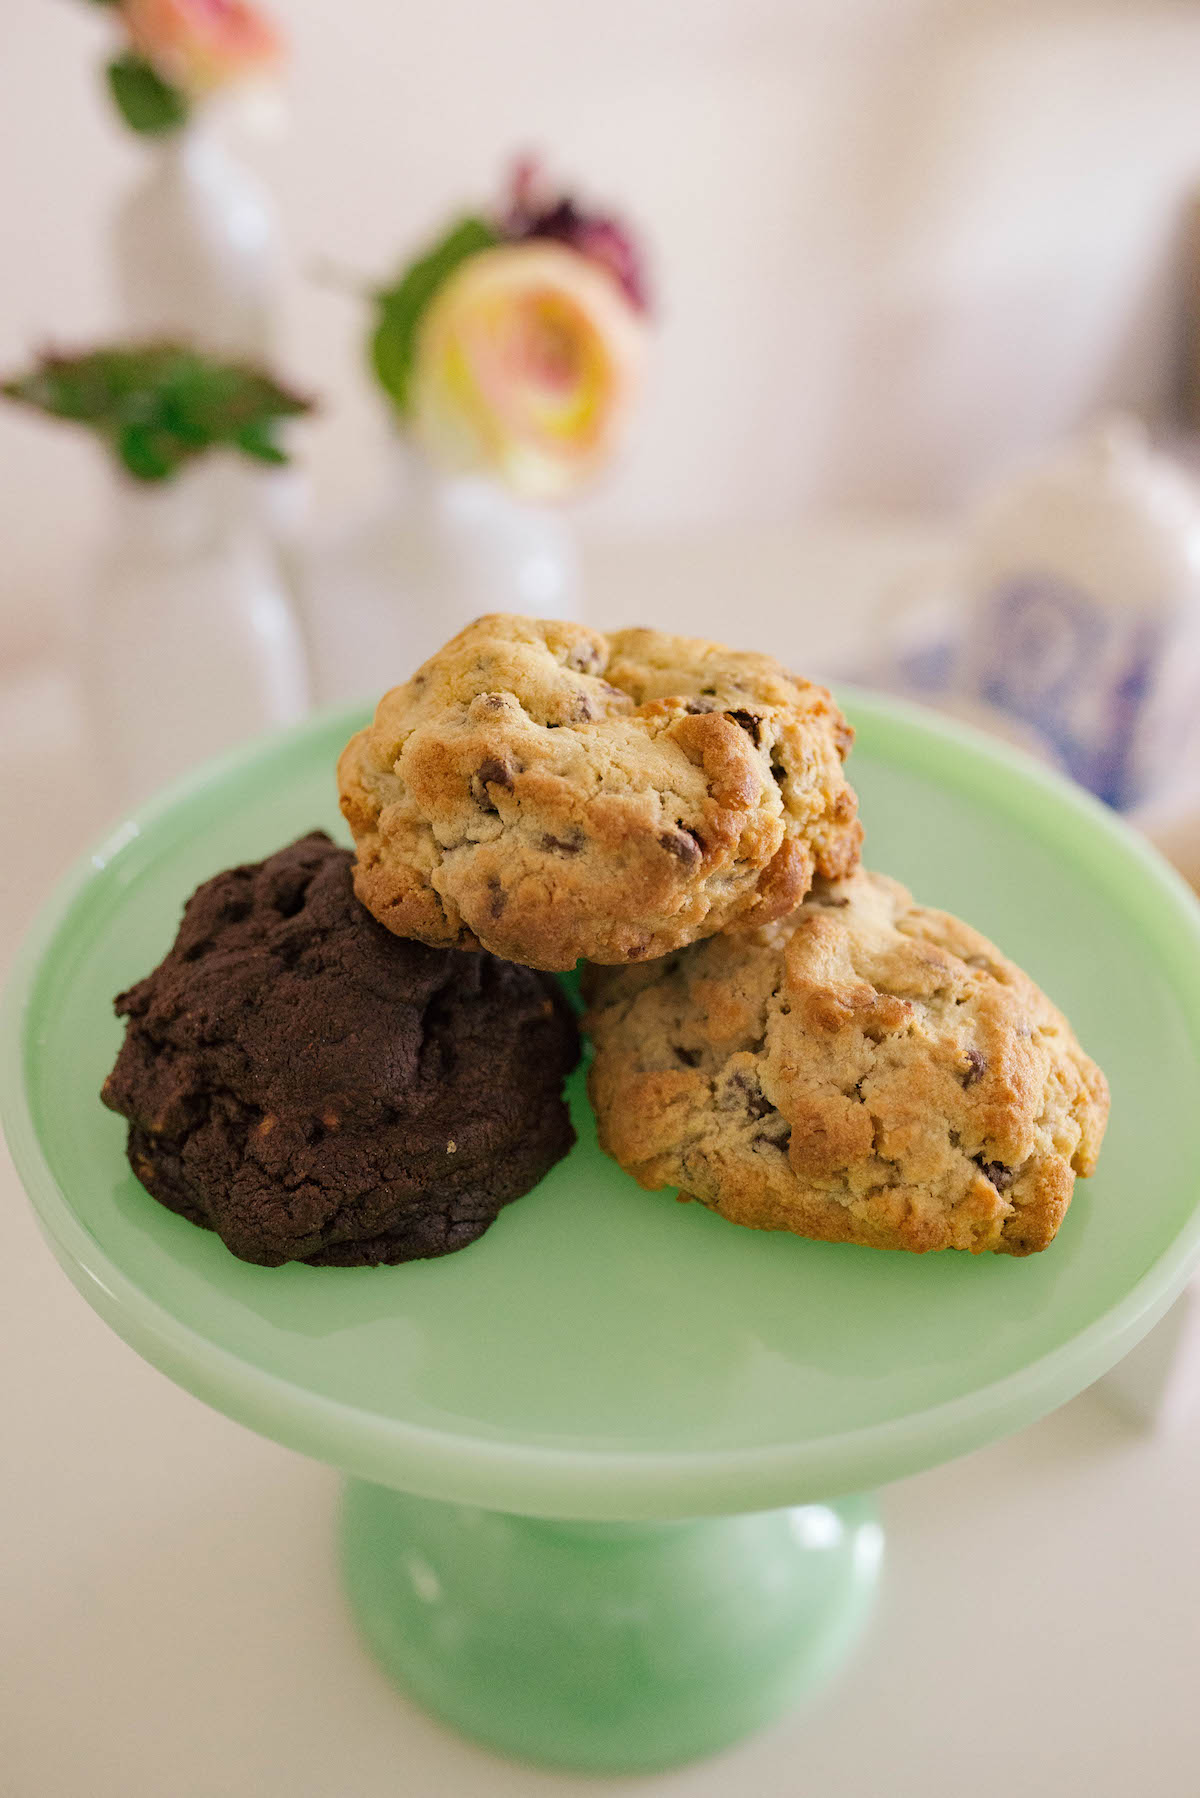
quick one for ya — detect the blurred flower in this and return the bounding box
[503,156,650,314]
[408,240,646,502]
[120,0,282,98]
[369,159,651,499]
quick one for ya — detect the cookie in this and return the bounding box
[337,614,860,971]
[584,869,1109,1255]
[101,833,580,1267]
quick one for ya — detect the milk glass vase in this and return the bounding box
[87,105,310,805]
[302,439,582,706]
[82,457,310,810]
[110,97,306,528]
[111,96,279,357]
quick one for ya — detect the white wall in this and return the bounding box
[3,0,1200,659]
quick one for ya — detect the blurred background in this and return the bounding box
[5,7,1200,1798]
[5,0,1200,665]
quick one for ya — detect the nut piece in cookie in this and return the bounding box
[100,833,580,1268]
[584,869,1109,1255]
[337,613,861,971]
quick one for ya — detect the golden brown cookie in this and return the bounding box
[338,614,860,970]
[585,869,1109,1255]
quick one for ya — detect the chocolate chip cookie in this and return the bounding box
[101,833,580,1267]
[585,869,1109,1255]
[337,614,860,971]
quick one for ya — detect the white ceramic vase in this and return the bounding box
[94,102,310,804]
[301,439,583,706]
[109,102,306,536]
[111,107,278,357]
[82,459,310,811]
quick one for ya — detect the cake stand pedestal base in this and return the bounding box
[341,1481,883,1774]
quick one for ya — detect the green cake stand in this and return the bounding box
[6,692,1200,1775]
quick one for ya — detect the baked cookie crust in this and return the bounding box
[585,869,1109,1255]
[338,614,861,971]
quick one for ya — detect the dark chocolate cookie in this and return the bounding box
[101,833,580,1267]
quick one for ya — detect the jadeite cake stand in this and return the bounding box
[6,691,1200,1776]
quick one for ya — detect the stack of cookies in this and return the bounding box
[339,615,1109,1257]
[103,612,1108,1269]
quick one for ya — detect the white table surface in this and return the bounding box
[3,521,1199,1798]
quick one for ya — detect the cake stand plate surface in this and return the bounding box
[6,691,1200,1773]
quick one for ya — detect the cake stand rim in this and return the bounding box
[5,691,1200,1520]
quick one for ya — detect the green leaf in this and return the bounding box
[117,423,178,481]
[106,54,190,136]
[234,421,288,464]
[371,215,499,414]
[1,344,313,482]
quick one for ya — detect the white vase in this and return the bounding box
[111,109,279,358]
[300,440,584,706]
[81,459,310,811]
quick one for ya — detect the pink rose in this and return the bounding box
[120,0,282,97]
[409,240,646,502]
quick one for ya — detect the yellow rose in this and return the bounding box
[121,0,282,97]
[409,241,646,502]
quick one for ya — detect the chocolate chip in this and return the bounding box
[770,759,787,785]
[470,758,513,811]
[479,692,507,712]
[726,709,762,745]
[962,1048,987,1087]
[684,698,717,713]
[675,1046,701,1067]
[974,1156,1015,1191]
[566,643,602,674]
[700,686,717,696]
[542,834,583,855]
[730,1069,773,1118]
[753,1128,791,1152]
[574,695,595,722]
[660,824,705,864]
[487,876,507,919]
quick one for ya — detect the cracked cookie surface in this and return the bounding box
[337,614,860,970]
[101,833,579,1267]
[584,869,1109,1254]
